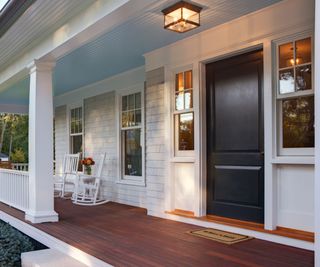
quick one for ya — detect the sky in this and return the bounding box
[0,0,9,12]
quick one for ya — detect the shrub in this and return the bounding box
[10,148,26,163]
[0,221,35,266]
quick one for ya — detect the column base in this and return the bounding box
[25,210,59,224]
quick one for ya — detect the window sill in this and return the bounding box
[116,179,146,187]
[271,156,315,165]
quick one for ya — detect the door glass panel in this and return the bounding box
[123,129,142,176]
[279,42,294,68]
[295,64,312,91]
[282,96,314,148]
[279,68,294,94]
[296,38,311,65]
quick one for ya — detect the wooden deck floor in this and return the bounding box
[0,199,314,267]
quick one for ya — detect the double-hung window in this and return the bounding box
[120,91,144,184]
[70,106,83,155]
[174,70,194,156]
[276,36,314,155]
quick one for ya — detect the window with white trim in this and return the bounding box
[120,91,144,183]
[70,106,83,155]
[276,36,314,155]
[174,70,194,156]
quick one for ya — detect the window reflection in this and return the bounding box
[178,112,194,150]
[296,64,312,91]
[282,96,314,148]
[279,69,294,94]
[122,93,141,127]
[278,38,312,95]
[279,42,294,68]
[296,38,311,65]
[175,71,193,110]
[123,129,142,176]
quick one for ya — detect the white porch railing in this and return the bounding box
[0,168,29,212]
[12,163,29,172]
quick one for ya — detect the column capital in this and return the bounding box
[27,59,56,74]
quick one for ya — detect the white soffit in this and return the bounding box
[0,0,95,72]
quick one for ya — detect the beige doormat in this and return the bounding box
[188,228,253,245]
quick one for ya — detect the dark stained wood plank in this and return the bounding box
[0,199,314,267]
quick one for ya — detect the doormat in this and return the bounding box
[187,228,253,245]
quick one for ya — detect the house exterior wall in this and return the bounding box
[83,92,116,202]
[144,0,315,232]
[54,105,68,174]
[53,0,315,241]
[54,67,149,208]
[145,67,166,214]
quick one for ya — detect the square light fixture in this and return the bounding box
[162,1,202,33]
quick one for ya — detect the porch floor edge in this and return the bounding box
[0,210,111,267]
[157,210,314,251]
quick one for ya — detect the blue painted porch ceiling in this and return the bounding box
[1,0,282,102]
[0,78,29,105]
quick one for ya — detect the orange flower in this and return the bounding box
[82,157,95,166]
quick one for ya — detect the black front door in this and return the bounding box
[206,49,264,223]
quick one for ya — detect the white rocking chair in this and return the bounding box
[54,153,80,198]
[73,153,108,206]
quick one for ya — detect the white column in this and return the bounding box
[315,0,320,265]
[25,60,58,223]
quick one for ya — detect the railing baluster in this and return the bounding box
[0,168,29,211]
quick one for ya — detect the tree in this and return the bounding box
[0,114,14,153]
[0,113,29,162]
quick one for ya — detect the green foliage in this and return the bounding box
[10,148,26,164]
[0,114,28,163]
[0,221,35,267]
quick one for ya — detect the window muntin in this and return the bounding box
[175,70,193,111]
[278,37,312,95]
[276,36,314,154]
[122,93,141,127]
[120,92,144,181]
[174,70,194,155]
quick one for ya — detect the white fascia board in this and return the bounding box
[0,0,157,92]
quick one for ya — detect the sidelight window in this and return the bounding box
[174,70,194,156]
[276,36,314,154]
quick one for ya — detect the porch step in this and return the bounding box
[21,249,88,267]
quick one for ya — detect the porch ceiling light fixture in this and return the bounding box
[162,1,202,33]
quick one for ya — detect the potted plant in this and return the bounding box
[81,157,95,175]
